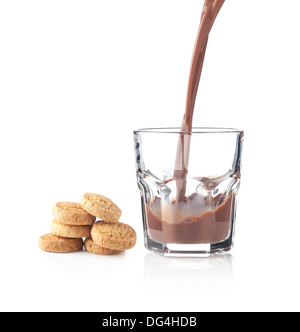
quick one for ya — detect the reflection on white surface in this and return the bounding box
[144,253,234,289]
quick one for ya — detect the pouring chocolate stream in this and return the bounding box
[174,0,226,202]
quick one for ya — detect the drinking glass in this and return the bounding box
[133,127,244,257]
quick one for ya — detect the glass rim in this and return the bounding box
[133,127,244,135]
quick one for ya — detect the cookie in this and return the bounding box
[38,233,83,253]
[91,221,136,251]
[80,192,122,223]
[84,237,123,255]
[51,202,96,226]
[50,219,91,238]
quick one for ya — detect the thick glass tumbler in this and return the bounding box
[134,128,244,257]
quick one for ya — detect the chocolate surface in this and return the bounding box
[146,193,234,244]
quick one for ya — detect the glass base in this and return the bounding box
[144,233,233,257]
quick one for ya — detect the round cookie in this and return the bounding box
[84,237,123,256]
[80,193,122,223]
[50,219,91,238]
[38,233,83,253]
[51,202,96,226]
[91,221,136,251]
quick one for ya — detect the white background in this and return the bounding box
[0,0,299,312]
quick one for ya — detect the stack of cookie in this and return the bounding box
[38,193,136,255]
